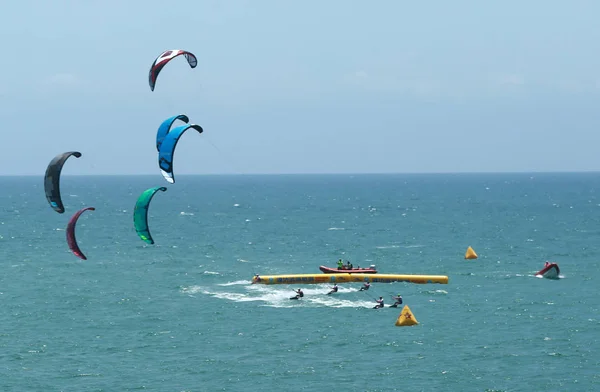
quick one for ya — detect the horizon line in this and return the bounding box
[3,170,600,177]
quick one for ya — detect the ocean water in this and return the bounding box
[0,173,599,391]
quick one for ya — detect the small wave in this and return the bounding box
[196,284,377,308]
[180,212,194,216]
[218,280,250,286]
[533,274,564,279]
[327,227,345,231]
[240,291,372,308]
[233,204,240,207]
[181,285,204,295]
[376,245,400,249]
[237,258,250,263]
[203,271,220,275]
[422,289,448,295]
[307,297,374,308]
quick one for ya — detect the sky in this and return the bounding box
[1,0,599,175]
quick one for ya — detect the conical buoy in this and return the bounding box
[465,246,478,259]
[395,305,418,327]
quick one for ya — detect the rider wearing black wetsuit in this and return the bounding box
[291,289,304,300]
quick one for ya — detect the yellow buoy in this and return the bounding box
[465,246,478,259]
[395,305,418,327]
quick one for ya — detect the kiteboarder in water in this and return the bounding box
[390,294,403,308]
[359,282,370,291]
[327,284,338,295]
[373,297,384,309]
[290,289,304,300]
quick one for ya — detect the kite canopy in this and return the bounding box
[44,151,82,213]
[148,49,197,91]
[66,207,95,260]
[158,124,204,184]
[133,186,167,244]
[156,114,189,151]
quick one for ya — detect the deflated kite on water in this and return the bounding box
[158,124,204,184]
[156,114,189,151]
[148,49,198,91]
[66,207,95,260]
[44,151,82,213]
[133,186,167,244]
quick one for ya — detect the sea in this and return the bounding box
[0,173,599,391]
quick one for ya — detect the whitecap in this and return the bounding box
[218,280,250,286]
[376,245,400,249]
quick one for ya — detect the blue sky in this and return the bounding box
[1,0,599,175]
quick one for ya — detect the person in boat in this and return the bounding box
[374,296,384,309]
[291,288,304,300]
[337,259,344,270]
[253,274,261,282]
[544,261,550,268]
[346,261,351,269]
[327,284,339,295]
[392,294,403,307]
[359,282,370,291]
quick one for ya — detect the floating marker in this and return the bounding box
[465,246,478,259]
[395,305,418,327]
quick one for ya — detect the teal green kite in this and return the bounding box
[133,186,167,244]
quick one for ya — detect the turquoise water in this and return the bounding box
[1,173,599,391]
